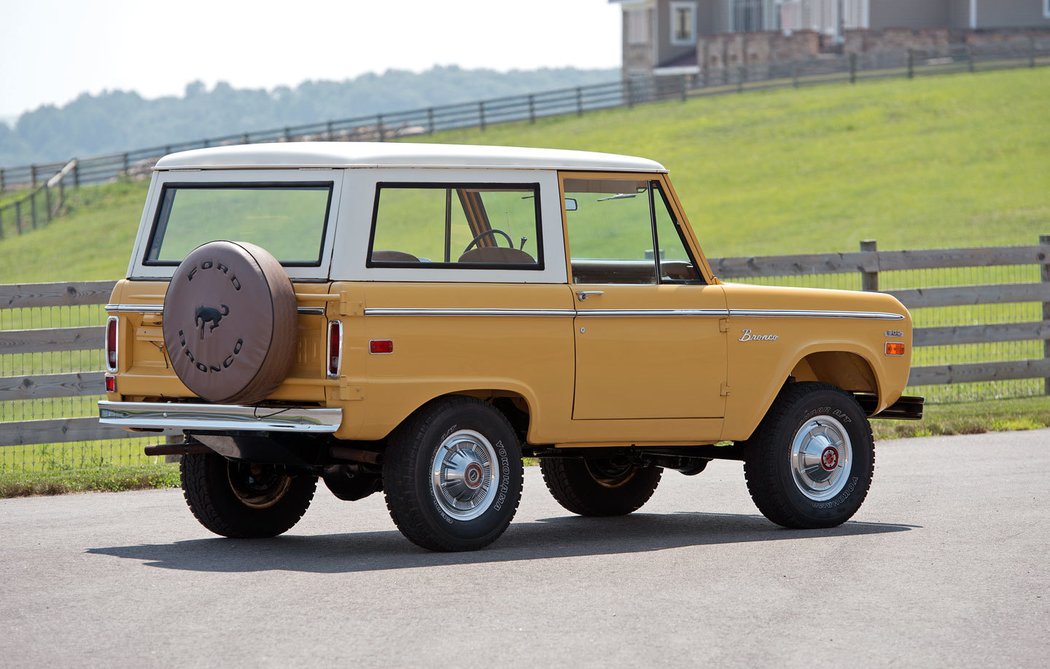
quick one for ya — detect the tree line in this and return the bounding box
[0,66,617,167]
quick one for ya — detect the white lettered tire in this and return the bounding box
[382,397,524,551]
[743,383,875,528]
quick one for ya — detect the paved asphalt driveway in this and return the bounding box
[1,430,1047,668]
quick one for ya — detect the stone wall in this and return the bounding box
[698,31,821,72]
[697,26,1050,75]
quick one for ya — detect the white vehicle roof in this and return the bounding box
[154,142,667,173]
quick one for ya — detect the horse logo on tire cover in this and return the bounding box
[195,304,230,339]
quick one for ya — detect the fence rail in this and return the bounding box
[2,236,1048,451]
[1,40,1047,207]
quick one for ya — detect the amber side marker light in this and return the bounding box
[885,342,906,356]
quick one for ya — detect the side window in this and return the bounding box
[368,184,542,268]
[653,185,702,283]
[563,177,702,284]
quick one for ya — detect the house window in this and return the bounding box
[670,2,698,46]
[626,9,651,45]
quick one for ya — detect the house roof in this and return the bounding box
[154,142,667,173]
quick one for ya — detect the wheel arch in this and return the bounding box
[726,345,885,443]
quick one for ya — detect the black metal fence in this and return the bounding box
[0,40,1047,211]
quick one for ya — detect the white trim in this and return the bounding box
[155,142,666,174]
[653,65,701,76]
[970,0,978,30]
[670,1,698,46]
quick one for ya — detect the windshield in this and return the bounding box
[145,183,332,265]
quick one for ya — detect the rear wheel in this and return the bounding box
[180,452,317,538]
[743,383,874,529]
[382,397,524,551]
[540,457,661,517]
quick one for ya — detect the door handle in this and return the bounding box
[576,290,604,301]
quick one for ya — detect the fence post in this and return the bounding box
[1030,36,1037,68]
[907,49,915,79]
[626,80,633,108]
[737,66,746,93]
[849,53,857,84]
[30,190,38,229]
[0,168,5,192]
[44,185,52,223]
[528,95,536,123]
[680,75,688,101]
[377,115,385,141]
[122,152,129,175]
[283,127,291,142]
[72,160,80,188]
[576,87,584,116]
[242,133,251,144]
[967,45,975,73]
[325,121,334,140]
[0,207,4,239]
[15,200,22,234]
[860,240,879,292]
[479,101,486,131]
[31,164,38,187]
[1041,234,1050,395]
[426,108,435,134]
[58,177,65,213]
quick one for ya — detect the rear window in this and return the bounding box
[145,183,332,266]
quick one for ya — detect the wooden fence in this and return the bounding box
[1,41,1048,199]
[1,236,1048,449]
[0,160,78,239]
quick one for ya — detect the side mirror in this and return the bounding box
[564,198,578,212]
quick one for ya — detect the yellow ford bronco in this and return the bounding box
[99,143,922,551]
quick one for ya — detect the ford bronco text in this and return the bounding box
[99,143,922,551]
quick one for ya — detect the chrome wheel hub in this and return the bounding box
[790,416,852,502]
[430,429,499,521]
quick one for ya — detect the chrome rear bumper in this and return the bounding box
[98,401,342,433]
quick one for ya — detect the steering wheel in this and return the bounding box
[463,229,514,254]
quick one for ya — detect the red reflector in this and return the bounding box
[369,340,394,354]
[105,317,118,372]
[885,342,906,356]
[105,375,116,393]
[327,321,343,377]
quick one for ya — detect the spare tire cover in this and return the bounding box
[163,241,298,405]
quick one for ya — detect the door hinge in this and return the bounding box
[718,317,729,333]
[720,383,730,397]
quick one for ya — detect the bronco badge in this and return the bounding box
[195,304,230,339]
[739,329,779,342]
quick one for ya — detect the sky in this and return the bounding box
[0,0,622,119]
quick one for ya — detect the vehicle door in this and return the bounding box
[561,173,727,420]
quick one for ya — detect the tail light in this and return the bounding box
[105,316,118,372]
[327,320,343,378]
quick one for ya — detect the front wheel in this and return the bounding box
[743,383,874,529]
[382,397,524,551]
[180,452,317,538]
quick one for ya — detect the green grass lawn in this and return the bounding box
[0,68,1047,282]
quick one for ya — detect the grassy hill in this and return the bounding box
[0,68,1047,283]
